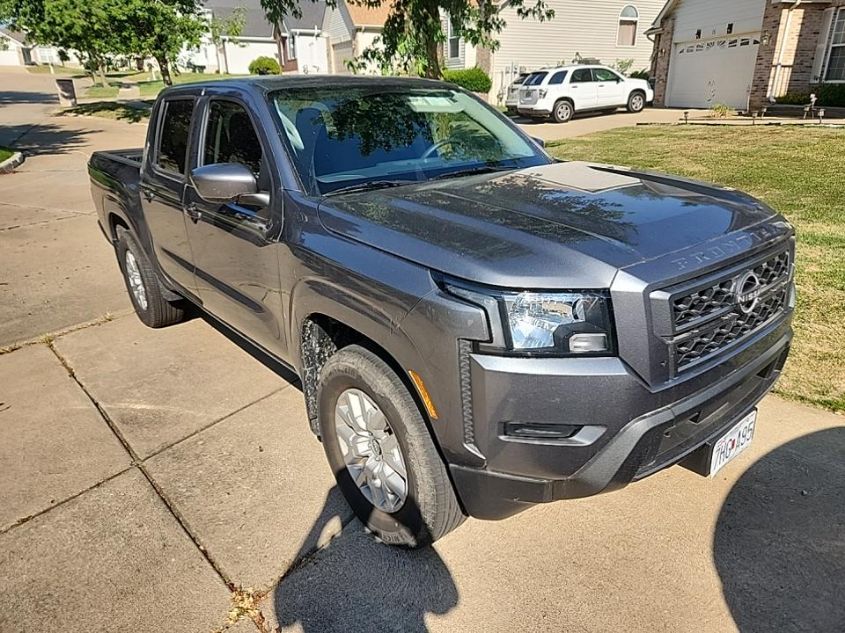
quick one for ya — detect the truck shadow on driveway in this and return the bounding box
[271,487,458,632]
[714,427,845,632]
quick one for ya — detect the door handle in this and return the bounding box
[184,203,202,223]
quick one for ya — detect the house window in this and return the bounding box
[617,5,638,47]
[286,34,296,61]
[447,17,460,59]
[826,9,845,81]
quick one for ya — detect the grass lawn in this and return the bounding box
[0,146,13,162]
[84,84,120,99]
[138,71,245,98]
[549,126,844,413]
[62,100,153,123]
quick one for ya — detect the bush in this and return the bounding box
[442,67,492,93]
[710,103,732,118]
[629,69,650,80]
[814,83,845,107]
[776,85,845,107]
[248,56,280,75]
[775,92,811,105]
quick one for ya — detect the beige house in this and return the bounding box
[442,0,666,103]
[322,1,391,73]
[647,0,845,110]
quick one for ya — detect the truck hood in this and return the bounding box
[316,161,779,288]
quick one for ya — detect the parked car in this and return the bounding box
[504,72,531,115]
[518,64,654,122]
[89,76,794,548]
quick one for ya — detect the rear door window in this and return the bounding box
[156,99,195,175]
[548,71,568,85]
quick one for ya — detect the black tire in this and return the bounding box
[627,90,646,113]
[115,227,185,328]
[552,99,574,123]
[318,345,465,547]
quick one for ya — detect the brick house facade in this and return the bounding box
[648,0,845,110]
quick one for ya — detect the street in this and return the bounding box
[1,71,843,633]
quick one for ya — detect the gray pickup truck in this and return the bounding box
[89,76,794,547]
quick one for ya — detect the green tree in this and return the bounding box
[0,0,120,85]
[260,0,552,79]
[111,0,207,86]
[0,0,207,87]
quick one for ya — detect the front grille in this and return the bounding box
[655,244,793,375]
[673,288,788,368]
[672,251,790,329]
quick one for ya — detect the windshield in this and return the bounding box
[269,85,551,195]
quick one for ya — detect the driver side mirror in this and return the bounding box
[531,136,546,148]
[190,163,258,203]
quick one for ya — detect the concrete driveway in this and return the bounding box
[1,72,843,633]
[513,107,707,143]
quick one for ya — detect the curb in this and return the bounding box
[0,151,25,174]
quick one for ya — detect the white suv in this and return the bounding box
[517,65,654,123]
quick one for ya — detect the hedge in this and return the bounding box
[775,83,845,107]
[248,56,280,75]
[442,67,492,93]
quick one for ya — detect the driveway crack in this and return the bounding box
[45,339,235,590]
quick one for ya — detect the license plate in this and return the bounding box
[709,410,756,476]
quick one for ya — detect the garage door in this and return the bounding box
[666,35,761,109]
[332,41,353,74]
[0,49,21,66]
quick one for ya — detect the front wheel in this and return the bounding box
[552,100,574,123]
[318,345,465,547]
[627,91,646,113]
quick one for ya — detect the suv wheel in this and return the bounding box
[317,345,465,547]
[552,100,574,123]
[116,227,185,328]
[627,91,646,113]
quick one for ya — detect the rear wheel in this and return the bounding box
[116,227,185,328]
[318,345,465,547]
[627,91,646,113]
[553,99,574,123]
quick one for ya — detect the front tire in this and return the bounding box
[552,99,574,123]
[627,91,646,113]
[318,345,465,547]
[116,227,185,328]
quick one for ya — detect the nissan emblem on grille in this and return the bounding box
[734,270,761,314]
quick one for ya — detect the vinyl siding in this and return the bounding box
[489,0,665,99]
[324,5,354,44]
[671,0,765,44]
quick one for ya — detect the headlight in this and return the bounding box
[445,282,614,356]
[539,89,547,98]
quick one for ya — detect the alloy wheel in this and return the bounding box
[334,388,408,513]
[124,250,148,311]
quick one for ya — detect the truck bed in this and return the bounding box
[88,149,144,239]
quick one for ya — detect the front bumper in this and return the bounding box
[450,318,792,520]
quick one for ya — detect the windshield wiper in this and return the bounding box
[433,165,514,181]
[324,179,418,197]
